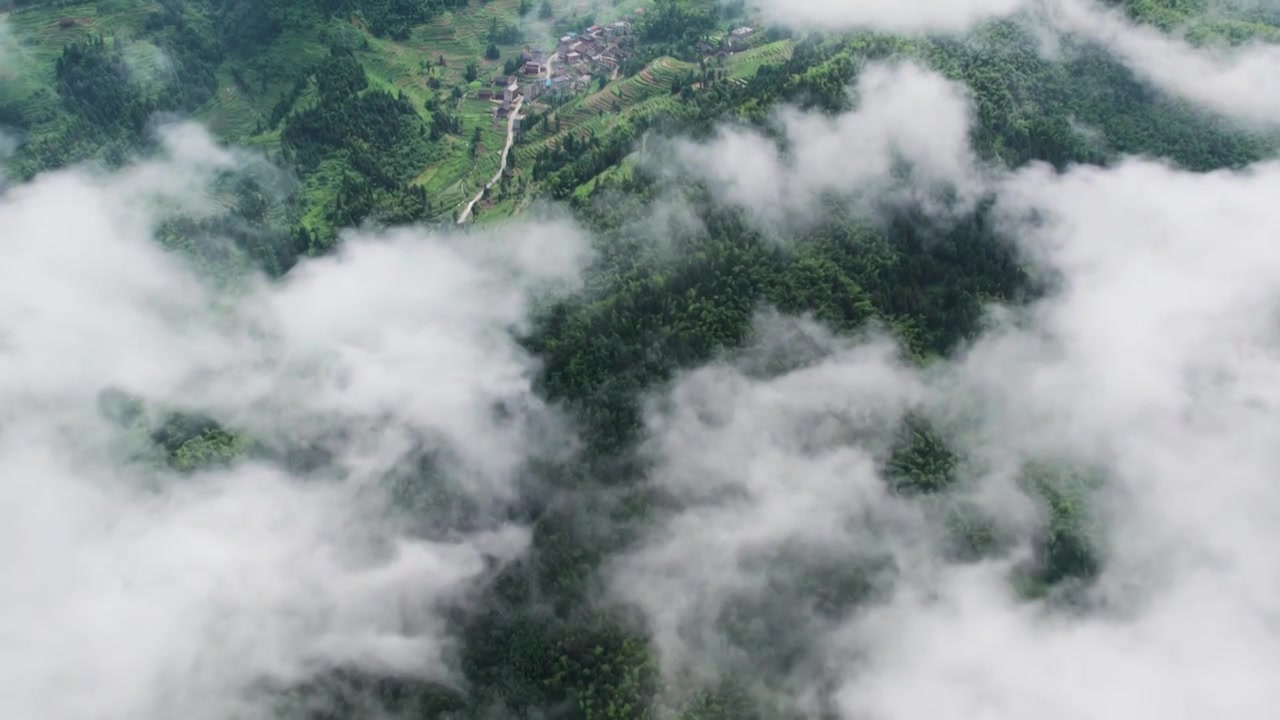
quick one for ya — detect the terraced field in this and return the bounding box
[513,56,696,159]
[196,29,331,139]
[724,39,794,80]
[403,0,527,74]
[2,2,156,75]
[0,0,154,118]
[645,55,699,84]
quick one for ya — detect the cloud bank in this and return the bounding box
[1051,0,1280,128]
[615,146,1280,720]
[616,8,1280,715]
[672,61,981,227]
[748,0,1028,34]
[832,156,1280,719]
[741,0,1280,130]
[0,124,589,720]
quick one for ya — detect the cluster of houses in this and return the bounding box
[696,25,755,57]
[469,16,754,122]
[473,16,639,116]
[474,75,528,121]
[552,19,633,76]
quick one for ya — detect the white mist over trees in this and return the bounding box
[0,124,588,720]
[3,0,1280,719]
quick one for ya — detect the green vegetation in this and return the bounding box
[4,0,1280,718]
[8,0,1263,246]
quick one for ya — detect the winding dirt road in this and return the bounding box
[456,50,558,224]
[456,95,522,224]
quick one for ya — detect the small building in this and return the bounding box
[560,34,573,44]
[567,51,581,64]
[613,20,631,33]
[587,25,602,36]
[476,89,496,100]
[730,26,754,38]
[695,41,713,55]
[504,78,520,104]
[522,60,542,75]
[522,80,543,100]
[550,73,572,93]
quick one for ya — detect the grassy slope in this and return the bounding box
[723,38,793,80]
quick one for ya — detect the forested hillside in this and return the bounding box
[4,0,1280,719]
[4,0,1270,251]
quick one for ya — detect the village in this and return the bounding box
[456,12,760,222]
[473,16,637,125]
[473,12,757,128]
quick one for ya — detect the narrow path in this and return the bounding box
[456,95,522,224]
[455,48,553,223]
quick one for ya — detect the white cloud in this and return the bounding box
[627,1,1280,705]
[737,0,1280,130]
[0,123,591,720]
[615,145,1280,717]
[673,61,981,228]
[830,156,1280,719]
[478,3,1280,710]
[614,323,926,679]
[748,0,1028,34]
[1051,0,1280,128]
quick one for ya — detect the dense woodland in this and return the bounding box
[3,0,1278,718]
